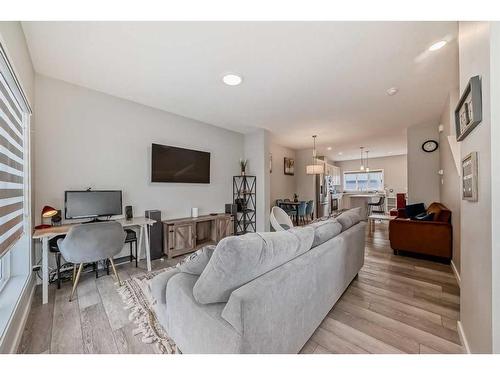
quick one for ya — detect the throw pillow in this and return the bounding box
[176,244,216,275]
[308,218,342,247]
[336,207,362,231]
[404,203,426,219]
[193,226,315,304]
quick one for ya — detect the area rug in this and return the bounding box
[117,267,179,354]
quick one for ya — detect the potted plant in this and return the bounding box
[239,159,248,176]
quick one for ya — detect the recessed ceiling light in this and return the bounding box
[222,74,243,86]
[338,152,343,155]
[327,147,332,151]
[386,87,399,96]
[429,40,447,51]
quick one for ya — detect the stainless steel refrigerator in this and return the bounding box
[316,174,332,218]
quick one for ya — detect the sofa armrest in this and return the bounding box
[389,219,452,258]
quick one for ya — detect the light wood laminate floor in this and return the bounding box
[19,222,463,354]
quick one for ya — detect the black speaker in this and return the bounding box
[125,205,133,220]
[145,210,163,260]
[225,203,237,215]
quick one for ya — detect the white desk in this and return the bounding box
[32,216,156,304]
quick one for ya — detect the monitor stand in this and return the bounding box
[82,217,113,224]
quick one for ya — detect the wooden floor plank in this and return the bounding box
[17,285,56,354]
[311,327,369,354]
[80,303,119,354]
[50,286,84,354]
[321,316,405,354]
[329,306,420,354]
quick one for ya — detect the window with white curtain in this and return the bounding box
[343,170,384,192]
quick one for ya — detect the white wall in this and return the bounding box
[295,148,316,203]
[334,154,407,194]
[244,129,271,231]
[438,90,461,274]
[490,21,500,355]
[34,75,244,224]
[0,21,36,353]
[458,21,492,354]
[407,123,441,206]
[270,143,296,206]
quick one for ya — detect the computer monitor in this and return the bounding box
[65,190,123,220]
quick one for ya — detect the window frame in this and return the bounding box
[0,252,11,293]
[343,169,385,192]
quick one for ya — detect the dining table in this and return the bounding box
[277,201,302,226]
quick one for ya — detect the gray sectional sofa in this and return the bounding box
[150,208,365,353]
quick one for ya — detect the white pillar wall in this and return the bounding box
[244,129,271,232]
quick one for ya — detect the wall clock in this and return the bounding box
[422,140,438,153]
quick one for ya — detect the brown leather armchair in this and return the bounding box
[389,202,452,262]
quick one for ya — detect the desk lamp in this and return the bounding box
[35,205,58,229]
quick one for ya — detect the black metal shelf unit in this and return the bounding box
[233,175,256,235]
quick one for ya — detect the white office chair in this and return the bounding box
[270,206,294,231]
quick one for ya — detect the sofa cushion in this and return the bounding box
[308,219,342,247]
[176,244,216,275]
[193,226,315,304]
[404,203,426,219]
[150,268,181,305]
[336,207,362,231]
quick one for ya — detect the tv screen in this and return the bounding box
[65,190,123,219]
[151,143,210,183]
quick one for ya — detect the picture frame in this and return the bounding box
[284,157,295,176]
[455,75,482,142]
[462,152,478,202]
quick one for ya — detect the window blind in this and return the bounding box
[0,43,30,258]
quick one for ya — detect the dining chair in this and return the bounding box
[305,200,315,222]
[297,201,307,225]
[57,221,126,301]
[368,196,386,215]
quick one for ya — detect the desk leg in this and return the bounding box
[42,237,49,305]
[144,224,152,272]
[137,226,144,267]
[295,206,299,226]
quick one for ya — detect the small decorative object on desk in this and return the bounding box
[293,193,298,202]
[35,205,58,229]
[239,159,248,176]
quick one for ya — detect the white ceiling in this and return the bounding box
[22,21,458,161]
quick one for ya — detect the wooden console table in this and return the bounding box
[163,213,234,258]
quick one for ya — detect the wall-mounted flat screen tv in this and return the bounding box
[151,143,210,183]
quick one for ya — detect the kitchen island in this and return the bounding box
[342,193,384,220]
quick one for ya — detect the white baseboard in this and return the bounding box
[457,320,471,354]
[451,260,461,287]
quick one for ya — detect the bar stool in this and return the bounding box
[124,228,138,267]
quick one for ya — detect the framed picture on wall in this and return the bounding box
[284,157,295,176]
[455,75,482,141]
[462,152,478,202]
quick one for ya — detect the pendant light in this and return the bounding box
[365,150,370,172]
[359,147,365,171]
[306,135,325,175]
